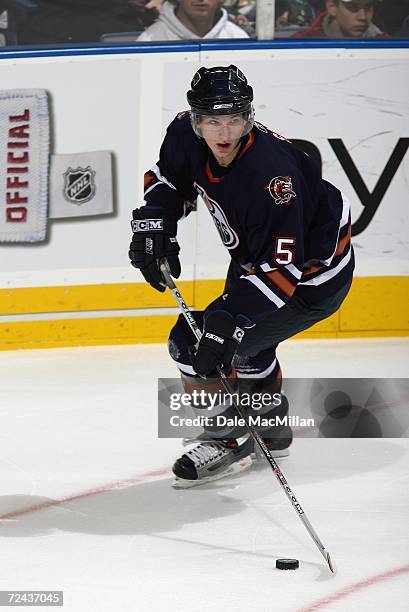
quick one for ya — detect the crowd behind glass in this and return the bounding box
[0,1,408,47]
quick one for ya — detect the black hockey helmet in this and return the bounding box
[187,65,253,115]
[187,65,254,137]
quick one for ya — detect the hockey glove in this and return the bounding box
[129,206,181,292]
[192,310,245,378]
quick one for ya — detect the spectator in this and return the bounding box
[137,0,249,40]
[145,0,256,36]
[292,0,389,37]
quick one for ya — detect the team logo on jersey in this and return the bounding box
[194,182,239,249]
[265,176,296,207]
[63,166,96,204]
[269,131,291,143]
[254,121,269,133]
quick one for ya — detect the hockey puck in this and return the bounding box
[276,558,299,570]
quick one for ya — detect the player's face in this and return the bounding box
[328,1,374,37]
[200,114,247,161]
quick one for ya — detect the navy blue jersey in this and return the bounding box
[143,112,354,322]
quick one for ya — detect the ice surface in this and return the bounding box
[0,338,408,611]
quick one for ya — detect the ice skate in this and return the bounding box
[172,436,254,488]
[182,431,211,446]
[183,427,292,457]
[251,425,293,461]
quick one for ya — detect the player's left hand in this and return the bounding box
[192,310,244,378]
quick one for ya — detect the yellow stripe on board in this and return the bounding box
[340,276,409,331]
[0,276,407,350]
[0,315,178,351]
[0,281,193,314]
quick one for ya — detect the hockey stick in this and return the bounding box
[159,260,336,574]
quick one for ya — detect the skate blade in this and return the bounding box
[172,455,253,489]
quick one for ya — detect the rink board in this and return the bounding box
[0,45,408,348]
[0,276,407,349]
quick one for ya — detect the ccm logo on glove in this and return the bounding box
[131,219,163,232]
[192,311,246,377]
[129,205,181,293]
[205,332,224,344]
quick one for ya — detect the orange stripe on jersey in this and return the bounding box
[237,130,255,160]
[335,223,352,258]
[205,160,223,183]
[302,224,351,279]
[265,270,296,297]
[302,264,322,277]
[144,172,156,188]
[227,366,237,379]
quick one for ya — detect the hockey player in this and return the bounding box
[129,65,354,486]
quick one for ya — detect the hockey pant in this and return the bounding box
[168,309,286,440]
[167,263,352,441]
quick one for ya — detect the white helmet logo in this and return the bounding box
[213,103,233,109]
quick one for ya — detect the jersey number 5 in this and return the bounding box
[274,238,296,265]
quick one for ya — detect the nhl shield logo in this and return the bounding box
[63,166,96,204]
[266,176,296,207]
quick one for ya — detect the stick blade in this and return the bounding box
[324,549,337,574]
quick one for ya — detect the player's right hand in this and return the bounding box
[129,205,181,292]
[192,310,244,378]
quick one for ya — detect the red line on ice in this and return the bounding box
[0,467,172,521]
[300,562,409,611]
